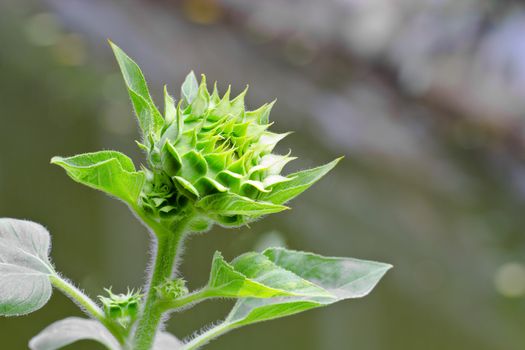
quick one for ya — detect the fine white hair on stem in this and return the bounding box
[52,272,101,317]
[183,320,227,346]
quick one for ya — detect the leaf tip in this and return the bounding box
[50,156,63,165]
[107,39,120,53]
[324,156,344,171]
[335,155,345,163]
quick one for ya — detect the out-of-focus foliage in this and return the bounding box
[1,0,525,349]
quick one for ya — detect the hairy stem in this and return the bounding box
[181,322,231,350]
[132,214,192,350]
[158,288,210,312]
[50,275,125,344]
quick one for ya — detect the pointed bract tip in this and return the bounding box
[240,85,249,95]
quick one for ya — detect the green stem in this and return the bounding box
[50,275,125,344]
[158,289,210,312]
[132,214,192,350]
[181,322,231,350]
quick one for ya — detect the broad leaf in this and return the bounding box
[109,41,163,137]
[204,252,308,299]
[29,317,182,350]
[154,332,183,350]
[0,219,54,316]
[262,158,342,205]
[226,248,391,327]
[196,193,288,217]
[189,248,390,346]
[51,151,145,205]
[29,317,120,350]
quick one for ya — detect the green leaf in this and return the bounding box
[181,71,199,105]
[0,219,54,316]
[51,151,145,205]
[262,158,342,205]
[128,89,163,140]
[196,193,288,217]
[29,317,121,350]
[29,316,181,350]
[205,252,301,299]
[185,248,390,347]
[109,41,163,137]
[227,248,391,326]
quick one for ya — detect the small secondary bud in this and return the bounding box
[156,278,189,301]
[98,288,143,328]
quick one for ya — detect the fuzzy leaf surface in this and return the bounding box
[51,151,145,205]
[0,219,54,316]
[226,248,391,327]
[188,247,391,345]
[29,316,182,350]
[183,248,390,348]
[29,317,120,350]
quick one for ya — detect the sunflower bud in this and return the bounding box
[139,73,295,227]
[98,288,142,329]
[107,42,339,231]
[155,278,189,301]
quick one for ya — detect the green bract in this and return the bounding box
[0,41,391,350]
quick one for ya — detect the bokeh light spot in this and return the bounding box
[283,35,317,66]
[24,12,61,46]
[182,0,223,25]
[494,262,525,298]
[52,33,87,66]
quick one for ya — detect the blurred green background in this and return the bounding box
[2,0,525,349]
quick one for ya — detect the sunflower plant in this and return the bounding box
[0,42,391,350]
